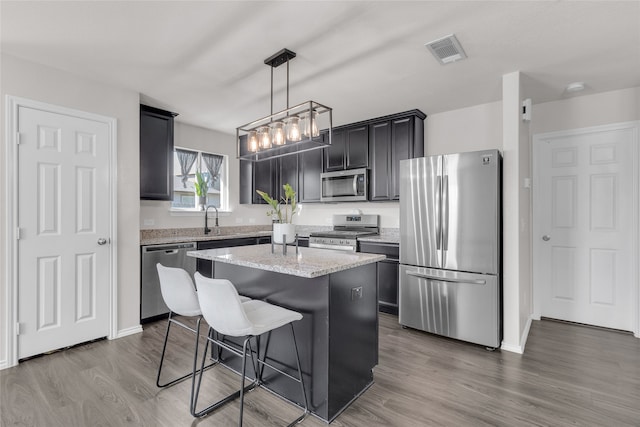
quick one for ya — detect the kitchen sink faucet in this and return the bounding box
[204,205,219,235]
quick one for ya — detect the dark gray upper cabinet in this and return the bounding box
[278,153,298,200]
[368,121,392,201]
[324,124,369,171]
[253,158,277,204]
[325,128,346,171]
[139,105,178,200]
[241,155,301,205]
[298,147,323,203]
[368,110,425,201]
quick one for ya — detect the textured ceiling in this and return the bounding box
[2,1,639,132]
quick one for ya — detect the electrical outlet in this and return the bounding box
[351,286,363,301]
[248,218,256,224]
[235,218,244,224]
[143,219,154,226]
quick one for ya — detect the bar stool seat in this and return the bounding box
[192,272,308,426]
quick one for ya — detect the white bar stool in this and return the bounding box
[192,272,308,426]
[155,264,251,400]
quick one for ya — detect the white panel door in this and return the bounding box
[17,106,111,359]
[533,123,637,331]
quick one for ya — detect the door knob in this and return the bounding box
[97,238,109,245]
[542,235,551,241]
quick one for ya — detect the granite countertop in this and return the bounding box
[187,244,385,278]
[141,230,272,246]
[358,229,400,244]
[140,225,331,246]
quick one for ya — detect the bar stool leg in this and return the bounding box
[191,330,259,419]
[238,337,252,426]
[156,312,174,388]
[158,313,213,389]
[288,323,308,426]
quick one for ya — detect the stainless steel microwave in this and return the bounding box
[320,168,368,202]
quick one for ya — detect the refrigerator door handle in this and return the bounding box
[436,176,442,250]
[406,270,486,285]
[442,175,449,251]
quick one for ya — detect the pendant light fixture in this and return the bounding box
[237,48,332,162]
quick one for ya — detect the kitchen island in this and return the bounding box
[187,244,385,422]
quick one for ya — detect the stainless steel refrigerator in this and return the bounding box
[399,150,501,348]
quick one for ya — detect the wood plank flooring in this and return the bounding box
[2,314,639,426]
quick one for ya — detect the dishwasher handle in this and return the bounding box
[142,242,197,253]
[406,271,486,285]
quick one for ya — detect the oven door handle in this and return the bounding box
[309,242,356,252]
[353,175,358,195]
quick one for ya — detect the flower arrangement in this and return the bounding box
[256,183,299,224]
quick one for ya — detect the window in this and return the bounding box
[172,147,228,210]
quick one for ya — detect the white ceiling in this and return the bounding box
[2,1,639,133]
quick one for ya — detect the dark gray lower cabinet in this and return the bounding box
[197,237,269,277]
[359,241,399,315]
[297,236,309,247]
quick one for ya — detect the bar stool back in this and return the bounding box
[155,263,206,389]
[192,272,308,426]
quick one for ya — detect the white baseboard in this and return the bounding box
[500,342,524,354]
[112,325,143,339]
[500,316,533,354]
[0,360,11,371]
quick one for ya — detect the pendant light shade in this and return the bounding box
[286,116,301,142]
[258,126,271,149]
[247,130,258,152]
[302,111,319,137]
[272,121,285,145]
[237,48,332,162]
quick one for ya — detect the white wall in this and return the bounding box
[425,101,503,155]
[532,87,640,133]
[0,54,140,366]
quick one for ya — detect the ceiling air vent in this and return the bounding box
[425,34,467,64]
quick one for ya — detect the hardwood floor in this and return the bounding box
[2,314,639,426]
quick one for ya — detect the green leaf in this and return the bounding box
[256,183,299,224]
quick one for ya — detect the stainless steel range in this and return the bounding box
[309,214,380,252]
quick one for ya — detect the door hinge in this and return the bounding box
[16,132,21,145]
[16,227,21,240]
[16,322,21,336]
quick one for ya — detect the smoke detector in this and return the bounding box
[425,34,467,64]
[566,82,585,93]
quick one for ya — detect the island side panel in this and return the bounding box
[328,262,379,421]
[213,262,331,420]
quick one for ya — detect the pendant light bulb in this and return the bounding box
[247,130,258,152]
[286,116,301,142]
[272,121,285,145]
[258,126,271,149]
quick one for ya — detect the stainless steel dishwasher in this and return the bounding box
[141,242,197,323]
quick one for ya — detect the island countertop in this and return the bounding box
[188,244,385,278]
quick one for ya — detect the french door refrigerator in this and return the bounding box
[399,150,501,348]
